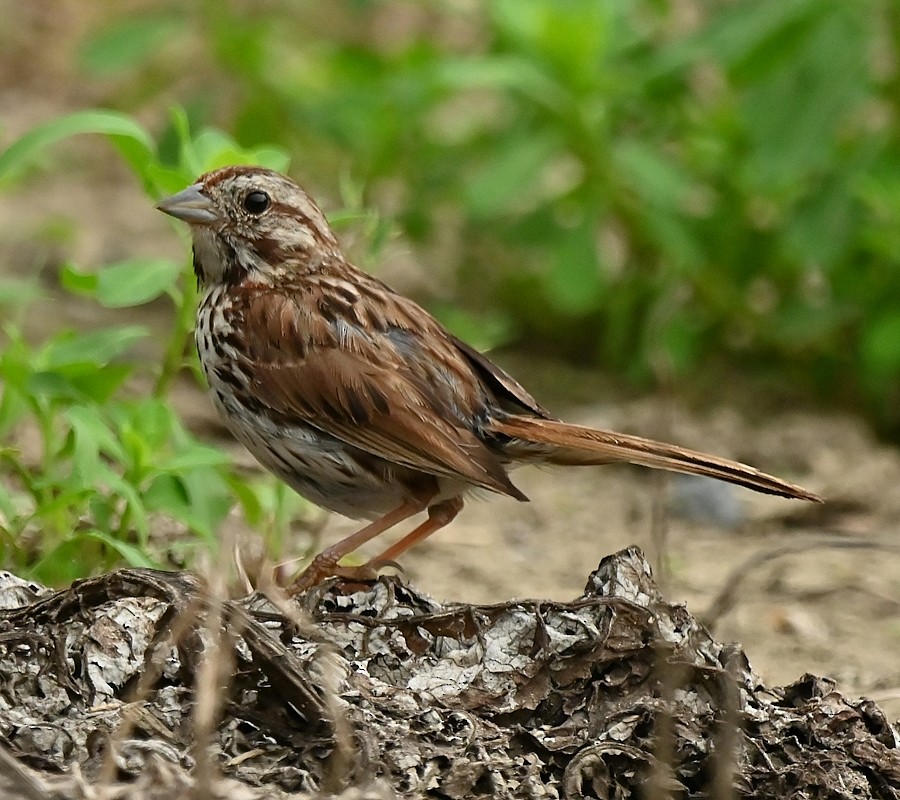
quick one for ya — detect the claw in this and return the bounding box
[331,564,381,582]
[362,557,404,574]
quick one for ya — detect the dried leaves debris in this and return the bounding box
[0,547,897,799]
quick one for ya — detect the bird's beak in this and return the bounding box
[156,184,220,225]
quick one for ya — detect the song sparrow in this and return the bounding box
[157,166,820,592]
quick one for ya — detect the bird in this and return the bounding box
[156,166,821,592]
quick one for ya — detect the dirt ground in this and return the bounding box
[3,9,900,725]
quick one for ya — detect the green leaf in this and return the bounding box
[179,470,233,538]
[0,383,28,437]
[612,140,692,209]
[544,223,604,315]
[658,313,703,376]
[861,314,900,386]
[79,530,159,568]
[112,398,178,454]
[38,326,147,369]
[144,472,231,539]
[78,14,182,75]
[228,474,264,527]
[66,406,127,483]
[738,5,868,190]
[0,478,22,525]
[157,445,230,474]
[29,538,103,586]
[69,365,133,403]
[143,473,190,515]
[26,371,83,403]
[0,327,29,369]
[698,0,818,70]
[428,305,514,352]
[64,259,182,308]
[770,301,850,348]
[0,110,154,181]
[179,125,290,178]
[491,0,612,89]
[640,209,702,269]
[435,55,567,110]
[782,174,856,266]
[464,134,561,218]
[0,279,42,308]
[59,264,98,296]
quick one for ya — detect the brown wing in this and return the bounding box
[449,335,555,419]
[230,278,527,500]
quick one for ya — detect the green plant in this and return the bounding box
[0,110,308,583]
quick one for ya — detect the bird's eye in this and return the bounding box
[243,190,270,215]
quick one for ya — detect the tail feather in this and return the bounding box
[490,416,821,502]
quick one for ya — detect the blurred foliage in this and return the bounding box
[68,0,900,429]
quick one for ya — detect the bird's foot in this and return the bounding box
[288,555,404,595]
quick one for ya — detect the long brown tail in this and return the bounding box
[490,416,821,502]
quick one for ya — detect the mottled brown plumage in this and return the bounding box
[157,166,821,592]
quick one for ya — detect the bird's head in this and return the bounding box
[156,166,340,287]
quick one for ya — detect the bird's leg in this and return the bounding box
[364,497,464,571]
[289,500,425,594]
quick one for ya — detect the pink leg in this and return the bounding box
[366,497,464,569]
[289,500,425,594]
